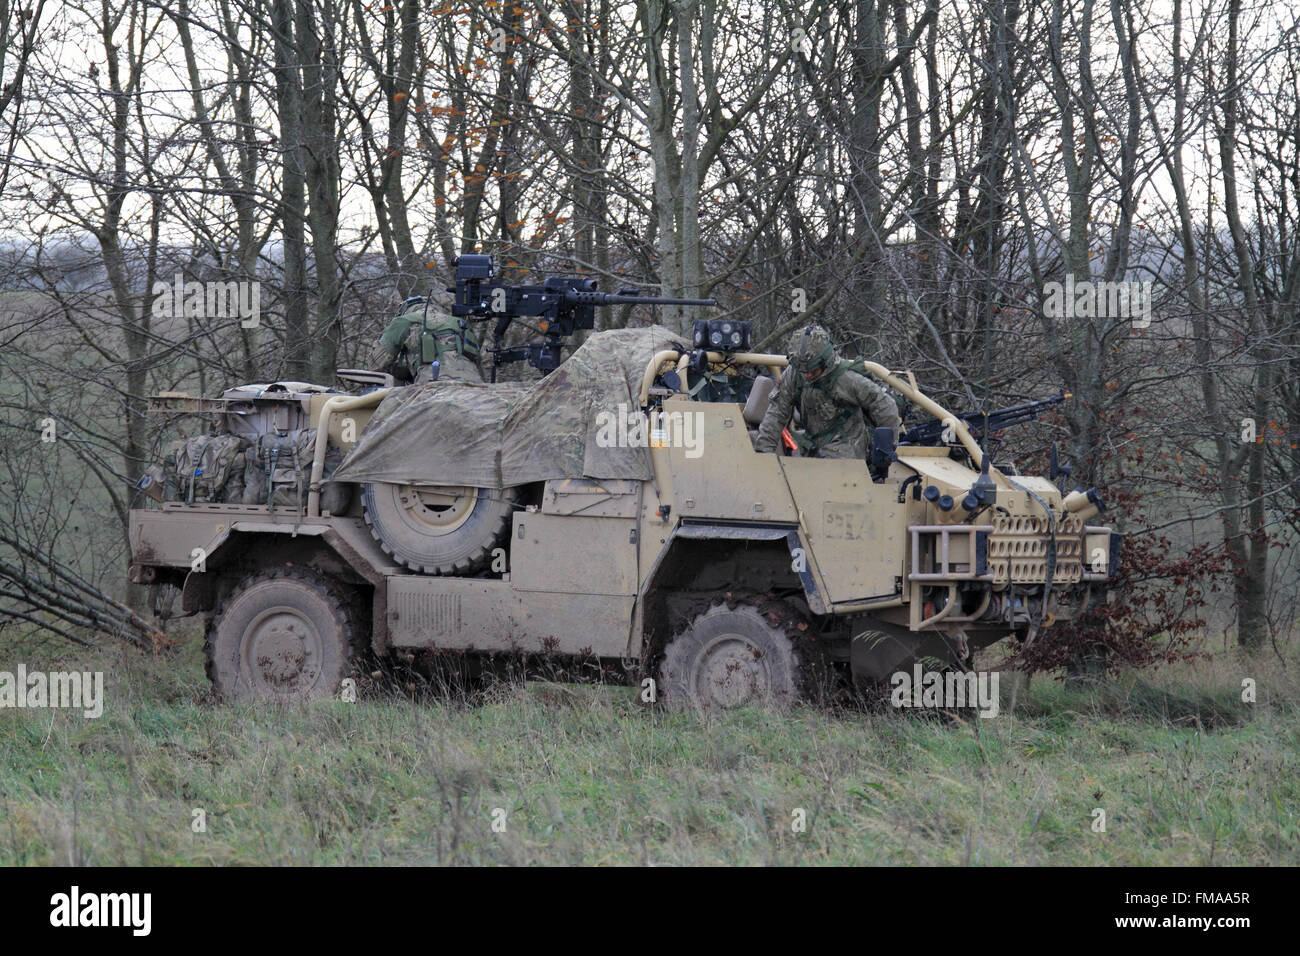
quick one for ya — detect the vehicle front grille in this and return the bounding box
[988,512,1084,584]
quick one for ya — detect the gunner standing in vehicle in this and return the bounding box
[369,287,483,384]
[755,323,901,459]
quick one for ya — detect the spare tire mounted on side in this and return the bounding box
[361,482,517,575]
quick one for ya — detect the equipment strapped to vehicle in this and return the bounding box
[159,432,247,504]
[242,428,342,513]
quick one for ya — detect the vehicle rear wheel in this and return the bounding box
[660,601,802,712]
[361,482,516,575]
[205,570,361,702]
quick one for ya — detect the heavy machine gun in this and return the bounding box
[450,253,716,378]
[902,390,1070,446]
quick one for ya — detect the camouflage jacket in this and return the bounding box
[369,309,483,384]
[755,362,902,459]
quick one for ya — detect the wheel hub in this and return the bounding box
[396,484,477,535]
[692,633,770,708]
[242,606,323,692]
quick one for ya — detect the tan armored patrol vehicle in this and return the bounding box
[130,315,1118,710]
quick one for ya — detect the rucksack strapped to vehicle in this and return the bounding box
[243,429,319,513]
[157,432,247,504]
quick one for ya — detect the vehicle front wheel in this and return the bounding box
[659,601,802,713]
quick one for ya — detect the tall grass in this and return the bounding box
[0,630,1295,865]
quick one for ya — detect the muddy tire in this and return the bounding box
[361,482,516,575]
[205,570,360,702]
[660,601,802,713]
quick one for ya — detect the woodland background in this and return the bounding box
[0,0,1296,666]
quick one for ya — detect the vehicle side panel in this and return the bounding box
[778,457,908,606]
[662,399,798,523]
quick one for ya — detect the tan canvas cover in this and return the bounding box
[331,325,689,488]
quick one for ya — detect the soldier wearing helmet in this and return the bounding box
[755,323,902,459]
[369,286,483,384]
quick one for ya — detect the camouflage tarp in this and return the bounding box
[331,325,688,488]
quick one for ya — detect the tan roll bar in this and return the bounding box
[636,351,1005,481]
[856,361,1002,477]
[307,389,392,516]
[637,351,788,406]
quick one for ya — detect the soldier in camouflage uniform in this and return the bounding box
[369,289,483,384]
[755,323,902,459]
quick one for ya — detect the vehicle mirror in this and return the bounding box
[870,426,897,473]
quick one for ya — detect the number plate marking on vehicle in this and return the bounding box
[822,501,874,541]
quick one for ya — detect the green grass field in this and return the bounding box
[1,630,1296,865]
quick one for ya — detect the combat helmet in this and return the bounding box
[397,294,425,315]
[786,323,837,375]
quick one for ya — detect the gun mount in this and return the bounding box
[450,253,717,378]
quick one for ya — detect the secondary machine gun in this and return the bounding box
[902,390,1071,446]
[450,253,717,378]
